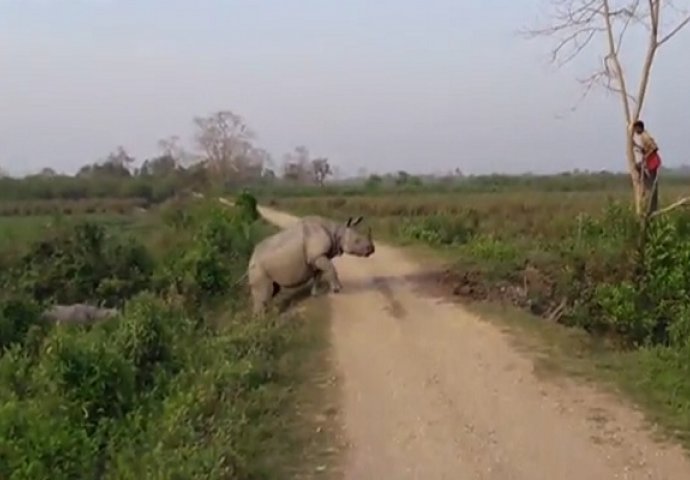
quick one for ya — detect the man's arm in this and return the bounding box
[639,132,658,155]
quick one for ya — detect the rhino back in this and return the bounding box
[299,217,339,261]
[250,225,314,287]
[42,304,118,325]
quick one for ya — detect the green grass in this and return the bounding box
[0,213,154,246]
[0,216,55,248]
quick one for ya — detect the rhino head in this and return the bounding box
[340,216,375,257]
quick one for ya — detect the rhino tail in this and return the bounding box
[232,272,249,287]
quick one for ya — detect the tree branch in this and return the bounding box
[649,197,690,218]
[632,0,662,120]
[615,0,640,54]
[550,27,601,66]
[658,14,690,45]
[602,0,633,122]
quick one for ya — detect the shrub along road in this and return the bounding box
[258,206,690,480]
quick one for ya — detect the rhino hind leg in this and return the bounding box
[249,263,277,316]
[251,280,274,316]
[312,256,342,293]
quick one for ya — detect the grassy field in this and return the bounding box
[272,185,690,447]
[0,213,149,246]
[0,197,335,479]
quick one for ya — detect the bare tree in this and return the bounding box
[282,145,313,184]
[331,164,343,180]
[78,147,133,178]
[193,110,255,184]
[157,135,195,167]
[282,161,306,183]
[523,0,690,217]
[237,146,271,183]
[106,146,135,169]
[249,147,273,170]
[140,155,177,177]
[311,157,332,186]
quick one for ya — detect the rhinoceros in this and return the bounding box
[41,303,119,325]
[247,215,375,315]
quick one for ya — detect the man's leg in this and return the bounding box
[645,169,659,214]
[651,173,659,213]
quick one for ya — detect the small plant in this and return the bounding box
[399,214,476,246]
[235,190,259,222]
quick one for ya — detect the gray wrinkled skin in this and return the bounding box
[248,215,375,315]
[42,304,119,325]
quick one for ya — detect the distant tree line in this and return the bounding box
[3,107,690,203]
[0,110,335,203]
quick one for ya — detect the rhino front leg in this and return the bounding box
[312,256,342,293]
[310,271,322,296]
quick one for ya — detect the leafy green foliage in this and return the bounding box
[0,222,154,308]
[155,203,261,310]
[0,297,47,353]
[0,201,307,479]
[399,213,477,246]
[593,215,690,347]
[235,190,260,222]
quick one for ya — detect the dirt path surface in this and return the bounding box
[259,206,690,480]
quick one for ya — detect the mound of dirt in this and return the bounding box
[413,266,565,321]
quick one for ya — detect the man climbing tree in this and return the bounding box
[632,120,662,214]
[523,0,690,218]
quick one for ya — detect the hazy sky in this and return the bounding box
[1,0,688,176]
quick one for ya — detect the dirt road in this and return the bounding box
[259,206,690,480]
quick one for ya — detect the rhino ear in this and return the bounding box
[348,216,364,227]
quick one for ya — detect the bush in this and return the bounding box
[399,214,477,246]
[592,215,690,347]
[155,204,260,309]
[0,197,316,479]
[41,327,137,432]
[5,223,154,307]
[235,190,260,222]
[0,398,99,480]
[0,296,47,353]
[114,293,192,389]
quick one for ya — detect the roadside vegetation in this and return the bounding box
[0,195,333,479]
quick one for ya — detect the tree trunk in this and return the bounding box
[626,133,645,216]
